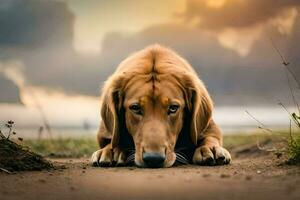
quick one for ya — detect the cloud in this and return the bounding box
[0,0,299,106]
[0,60,25,88]
[67,0,184,54]
[91,21,300,105]
[216,24,265,56]
[180,0,300,56]
[0,0,74,48]
[0,61,22,103]
[182,0,300,30]
[0,74,21,103]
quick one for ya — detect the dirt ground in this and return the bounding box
[1,147,300,200]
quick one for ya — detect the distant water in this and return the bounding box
[0,104,298,139]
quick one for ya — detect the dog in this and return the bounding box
[91,44,231,168]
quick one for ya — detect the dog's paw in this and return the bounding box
[192,146,231,166]
[91,147,126,167]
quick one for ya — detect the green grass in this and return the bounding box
[223,132,288,149]
[223,134,257,149]
[288,135,300,165]
[21,134,278,158]
[224,131,300,163]
[22,135,251,159]
[20,132,299,164]
[23,137,98,158]
[287,112,300,164]
[23,135,252,159]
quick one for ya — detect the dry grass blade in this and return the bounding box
[245,110,279,134]
[270,37,300,89]
[255,135,277,152]
[278,102,300,127]
[284,68,300,115]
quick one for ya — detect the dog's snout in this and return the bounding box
[142,152,165,168]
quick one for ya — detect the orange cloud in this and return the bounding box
[181,0,300,56]
[183,0,300,30]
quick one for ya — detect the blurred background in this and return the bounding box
[0,0,299,138]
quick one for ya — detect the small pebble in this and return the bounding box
[203,174,211,178]
[38,179,46,183]
[220,174,231,178]
[245,175,252,180]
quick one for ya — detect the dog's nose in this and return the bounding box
[142,152,165,168]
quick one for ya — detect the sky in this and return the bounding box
[0,0,299,132]
[67,0,185,53]
[66,0,300,56]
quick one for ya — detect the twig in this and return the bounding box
[29,90,52,139]
[255,134,277,152]
[278,101,300,127]
[269,37,300,89]
[245,110,276,133]
[0,167,12,174]
[284,66,300,115]
[7,126,12,140]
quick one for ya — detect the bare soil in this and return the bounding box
[1,145,300,200]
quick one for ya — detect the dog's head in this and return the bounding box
[100,45,213,167]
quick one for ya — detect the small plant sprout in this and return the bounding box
[292,113,300,128]
[0,120,19,141]
[4,120,16,140]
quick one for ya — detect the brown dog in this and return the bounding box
[91,44,231,168]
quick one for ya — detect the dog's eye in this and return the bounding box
[168,105,179,114]
[129,103,142,115]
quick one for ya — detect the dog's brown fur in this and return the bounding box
[91,44,231,167]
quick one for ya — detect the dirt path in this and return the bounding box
[1,154,300,200]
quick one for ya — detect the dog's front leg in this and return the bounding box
[91,143,126,167]
[192,121,231,166]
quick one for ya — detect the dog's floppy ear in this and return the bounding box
[183,74,213,146]
[100,76,124,148]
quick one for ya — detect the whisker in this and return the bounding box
[175,157,187,165]
[175,151,188,157]
[127,155,135,160]
[175,156,185,162]
[127,154,134,159]
[176,152,187,160]
[126,159,134,163]
[175,152,189,164]
[125,149,136,153]
[176,158,188,164]
[126,153,135,164]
